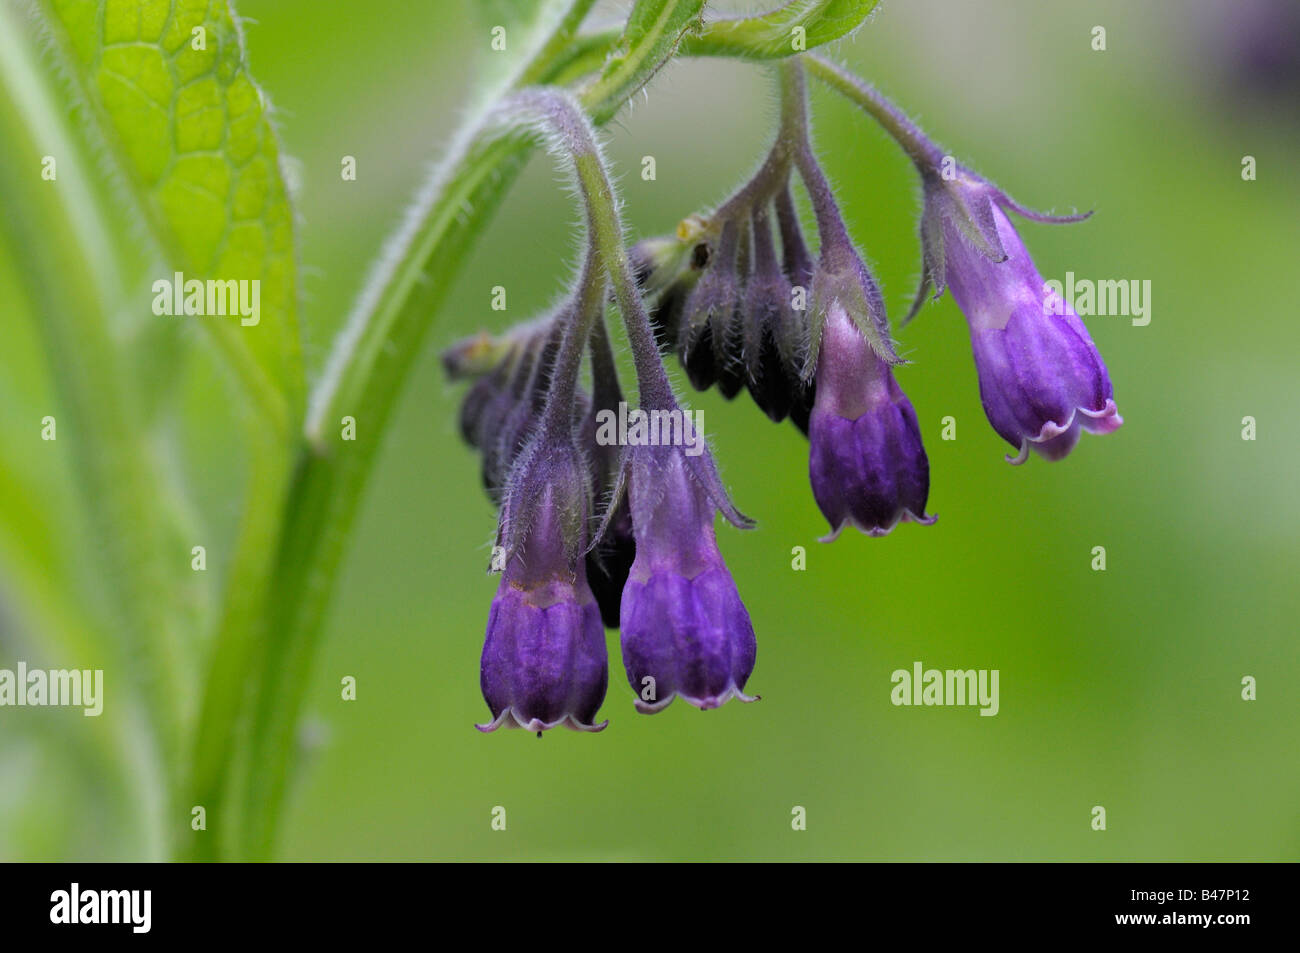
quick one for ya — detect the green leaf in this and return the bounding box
[683,0,880,59]
[542,0,881,91]
[9,0,307,860]
[36,0,302,428]
[584,0,706,122]
[0,6,195,787]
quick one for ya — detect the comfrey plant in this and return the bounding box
[0,0,1120,860]
[445,48,1122,733]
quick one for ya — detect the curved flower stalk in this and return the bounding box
[474,233,612,733]
[806,54,1123,463]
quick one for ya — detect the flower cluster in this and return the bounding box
[446,61,1122,734]
[446,292,759,731]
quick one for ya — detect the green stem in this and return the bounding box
[514,0,602,89]
[555,0,882,73]
[182,433,292,862]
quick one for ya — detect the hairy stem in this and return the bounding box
[506,88,677,411]
[540,247,604,431]
[182,433,293,862]
[781,59,854,252]
[805,53,943,168]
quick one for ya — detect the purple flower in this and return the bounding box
[478,572,608,734]
[831,67,1126,464]
[808,304,934,540]
[618,442,757,713]
[929,173,1123,463]
[477,443,608,734]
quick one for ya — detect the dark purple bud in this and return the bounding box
[457,361,511,448]
[480,319,566,495]
[619,444,757,712]
[939,186,1122,463]
[629,224,712,353]
[580,333,635,629]
[742,202,810,424]
[445,317,572,502]
[789,378,815,437]
[444,330,522,453]
[585,498,635,629]
[649,276,694,353]
[808,306,935,540]
[680,219,746,396]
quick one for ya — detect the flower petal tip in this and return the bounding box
[1004,401,1123,464]
[1078,399,1123,434]
[476,710,608,734]
[817,510,937,543]
[633,684,759,714]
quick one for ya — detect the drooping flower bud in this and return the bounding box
[792,150,934,539]
[742,202,808,424]
[444,316,568,501]
[478,434,608,734]
[679,218,747,397]
[444,329,521,450]
[585,496,635,630]
[457,356,512,448]
[618,440,757,713]
[847,88,1124,463]
[808,304,934,539]
[920,167,1121,462]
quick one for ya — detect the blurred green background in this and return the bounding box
[2,0,1297,860]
